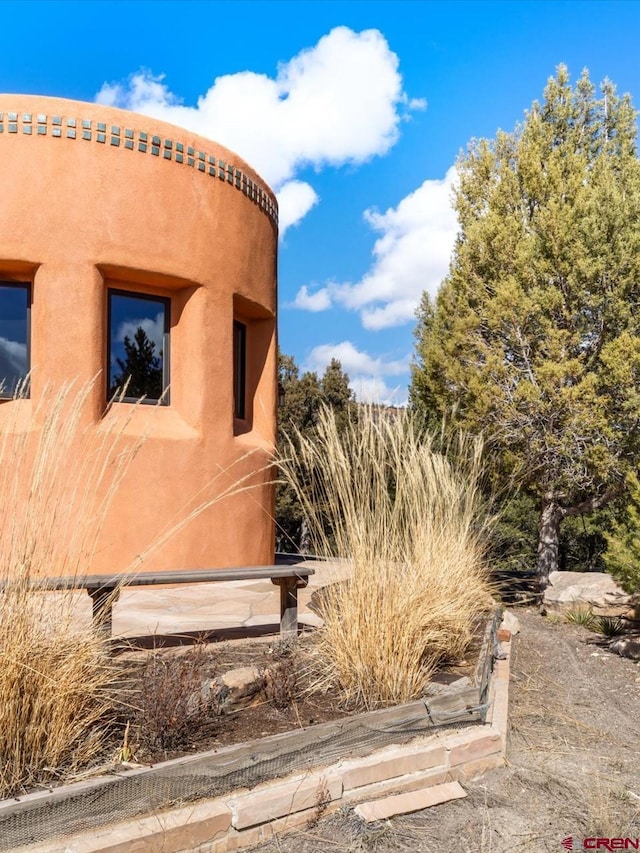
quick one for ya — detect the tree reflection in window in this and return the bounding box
[0,283,29,398]
[108,291,169,403]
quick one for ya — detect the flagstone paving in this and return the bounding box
[53,559,342,640]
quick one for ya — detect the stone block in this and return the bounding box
[227,771,342,830]
[500,609,520,635]
[29,799,232,853]
[490,658,510,744]
[445,727,502,767]
[341,740,447,791]
[448,754,504,782]
[342,767,449,804]
[203,799,342,853]
[544,571,630,614]
[423,675,472,697]
[354,781,466,822]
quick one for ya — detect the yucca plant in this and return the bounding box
[592,615,627,637]
[564,606,598,629]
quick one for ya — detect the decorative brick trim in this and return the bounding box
[0,110,278,228]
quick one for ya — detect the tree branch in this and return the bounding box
[562,484,625,518]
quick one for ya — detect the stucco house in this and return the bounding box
[0,95,277,574]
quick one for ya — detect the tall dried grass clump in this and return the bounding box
[279,407,493,709]
[0,379,270,797]
[0,380,141,796]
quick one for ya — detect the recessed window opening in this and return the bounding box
[108,290,170,404]
[0,282,30,398]
[233,320,247,419]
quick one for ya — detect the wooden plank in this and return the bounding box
[424,685,482,725]
[0,565,314,592]
[474,608,503,711]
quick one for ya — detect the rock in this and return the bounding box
[423,676,471,698]
[543,571,631,615]
[500,609,520,635]
[211,666,264,713]
[609,636,640,660]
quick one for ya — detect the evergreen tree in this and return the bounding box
[276,351,355,552]
[411,67,640,586]
[110,327,163,400]
[321,358,355,430]
[604,472,640,593]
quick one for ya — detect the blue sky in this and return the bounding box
[3,0,640,402]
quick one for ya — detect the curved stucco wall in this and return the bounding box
[0,95,278,574]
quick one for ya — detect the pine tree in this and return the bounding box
[411,67,640,587]
[275,351,355,553]
[110,327,163,400]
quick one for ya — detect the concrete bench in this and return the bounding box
[28,565,315,640]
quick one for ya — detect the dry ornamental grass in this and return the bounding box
[0,381,137,796]
[278,407,494,709]
[0,378,270,798]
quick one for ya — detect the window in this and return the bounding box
[108,290,170,403]
[233,320,246,419]
[0,282,30,398]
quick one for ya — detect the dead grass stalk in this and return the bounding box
[278,407,493,709]
[0,378,271,797]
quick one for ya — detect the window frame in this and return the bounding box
[107,288,171,405]
[233,319,247,420]
[0,280,31,400]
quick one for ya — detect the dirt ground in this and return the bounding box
[115,626,483,766]
[244,610,640,853]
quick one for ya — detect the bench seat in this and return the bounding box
[6,565,315,640]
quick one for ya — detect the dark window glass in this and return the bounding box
[0,282,29,397]
[108,291,169,403]
[233,320,246,419]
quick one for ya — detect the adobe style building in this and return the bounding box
[0,95,277,574]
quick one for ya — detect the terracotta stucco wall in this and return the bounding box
[0,96,277,574]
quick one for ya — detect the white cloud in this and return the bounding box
[305,340,409,405]
[351,376,405,405]
[0,337,27,383]
[116,313,165,353]
[292,284,332,312]
[407,97,428,111]
[277,181,319,235]
[96,27,420,235]
[293,166,458,327]
[306,340,407,377]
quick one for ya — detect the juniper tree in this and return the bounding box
[411,66,640,586]
[276,352,355,552]
[604,472,640,594]
[110,327,163,399]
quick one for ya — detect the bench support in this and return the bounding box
[271,576,309,638]
[88,587,118,638]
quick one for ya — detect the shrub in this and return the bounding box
[278,407,493,709]
[263,638,300,710]
[131,644,214,753]
[592,615,627,637]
